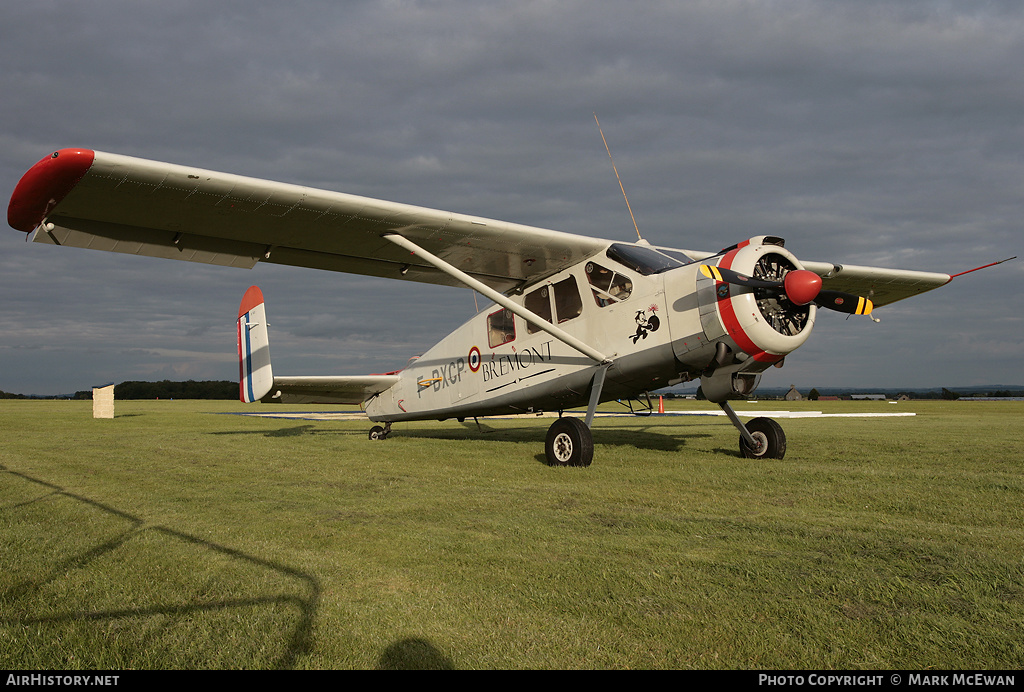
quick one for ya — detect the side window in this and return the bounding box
[524,285,552,335]
[522,276,584,333]
[585,261,632,307]
[487,308,515,348]
[552,276,582,323]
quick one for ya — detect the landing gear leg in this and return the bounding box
[583,364,609,429]
[368,422,393,441]
[718,402,786,459]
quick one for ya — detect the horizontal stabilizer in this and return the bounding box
[260,375,400,405]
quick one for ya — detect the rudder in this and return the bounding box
[237,285,274,403]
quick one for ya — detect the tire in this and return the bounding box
[545,417,594,467]
[368,425,387,441]
[739,417,786,459]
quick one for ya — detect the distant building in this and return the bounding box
[784,385,803,401]
[850,394,887,400]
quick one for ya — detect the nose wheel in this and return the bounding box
[737,416,787,459]
[718,402,787,459]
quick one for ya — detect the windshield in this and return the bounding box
[654,248,695,265]
[606,243,687,275]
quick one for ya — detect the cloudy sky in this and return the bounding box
[2,1,1021,395]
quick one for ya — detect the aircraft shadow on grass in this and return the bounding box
[0,463,456,669]
[210,419,716,461]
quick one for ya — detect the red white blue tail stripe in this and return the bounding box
[237,286,274,403]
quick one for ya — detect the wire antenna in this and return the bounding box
[948,256,1016,279]
[594,113,642,242]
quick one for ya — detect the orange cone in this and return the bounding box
[658,396,664,413]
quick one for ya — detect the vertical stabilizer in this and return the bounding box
[237,286,274,403]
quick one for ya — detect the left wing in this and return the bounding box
[673,244,953,308]
[9,148,609,293]
[799,260,951,308]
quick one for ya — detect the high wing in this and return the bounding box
[9,148,953,306]
[9,149,610,294]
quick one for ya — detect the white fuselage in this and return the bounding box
[365,238,815,422]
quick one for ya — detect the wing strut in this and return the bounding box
[382,233,611,365]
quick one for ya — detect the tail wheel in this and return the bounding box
[739,417,786,459]
[545,417,594,467]
[368,425,388,441]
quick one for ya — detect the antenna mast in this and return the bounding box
[594,113,642,242]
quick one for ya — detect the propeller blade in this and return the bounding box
[700,265,824,305]
[700,264,874,317]
[816,290,873,315]
[699,264,779,290]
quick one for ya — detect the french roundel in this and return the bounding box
[468,346,481,372]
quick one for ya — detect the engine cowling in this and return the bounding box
[667,236,818,402]
[704,236,817,362]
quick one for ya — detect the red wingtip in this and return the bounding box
[239,286,265,318]
[8,148,96,232]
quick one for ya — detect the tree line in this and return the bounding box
[2,381,239,400]
[72,380,239,400]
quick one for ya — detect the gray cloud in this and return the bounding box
[1,0,1021,394]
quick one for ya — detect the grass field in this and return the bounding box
[1,398,1021,670]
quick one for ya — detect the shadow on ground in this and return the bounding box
[0,464,319,669]
[209,416,717,458]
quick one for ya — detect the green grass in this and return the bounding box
[1,399,1022,669]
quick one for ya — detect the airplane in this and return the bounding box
[8,148,1013,466]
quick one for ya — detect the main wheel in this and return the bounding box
[368,425,387,441]
[545,417,594,467]
[739,417,786,459]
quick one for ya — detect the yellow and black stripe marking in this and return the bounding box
[700,265,724,282]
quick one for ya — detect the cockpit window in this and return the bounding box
[606,243,687,275]
[585,261,633,307]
